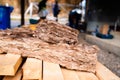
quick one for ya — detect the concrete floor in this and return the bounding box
[85,31,120,57]
[84,32,120,77]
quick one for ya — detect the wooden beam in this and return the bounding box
[61,68,79,80]
[43,61,64,80]
[0,54,22,76]
[96,62,120,80]
[22,58,42,80]
[77,71,99,80]
[0,54,5,79]
[3,69,22,80]
[0,54,5,58]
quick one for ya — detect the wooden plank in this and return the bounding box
[0,55,4,80]
[61,68,79,80]
[0,54,22,76]
[3,69,22,80]
[43,61,64,80]
[0,54,5,59]
[22,58,42,80]
[77,71,99,80]
[96,62,120,80]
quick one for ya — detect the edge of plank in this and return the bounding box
[96,62,120,80]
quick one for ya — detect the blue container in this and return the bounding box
[0,5,13,30]
[29,19,39,24]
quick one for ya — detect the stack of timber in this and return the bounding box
[0,20,119,79]
[0,53,119,80]
[0,20,99,73]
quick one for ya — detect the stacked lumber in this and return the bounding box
[0,53,119,80]
[0,54,22,76]
[0,20,99,73]
[22,58,42,80]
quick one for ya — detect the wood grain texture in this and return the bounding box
[77,71,99,80]
[22,58,42,80]
[61,68,79,80]
[43,61,64,80]
[3,69,22,80]
[0,54,22,76]
[96,62,120,80]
